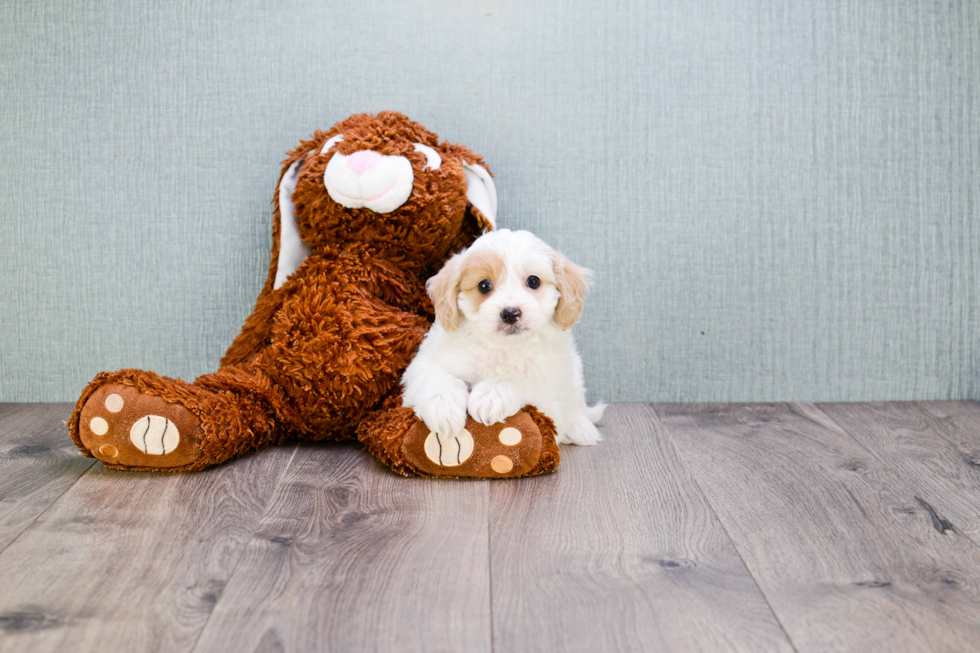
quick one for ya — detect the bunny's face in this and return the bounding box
[284,112,496,270]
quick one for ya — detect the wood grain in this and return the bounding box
[0,442,295,652]
[818,401,980,546]
[657,402,980,653]
[7,402,980,652]
[0,403,95,553]
[488,404,793,653]
[192,442,493,653]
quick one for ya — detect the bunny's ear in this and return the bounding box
[462,162,497,230]
[273,155,313,290]
[221,149,312,367]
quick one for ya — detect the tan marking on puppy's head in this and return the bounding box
[553,252,593,330]
[458,249,506,316]
[426,248,506,332]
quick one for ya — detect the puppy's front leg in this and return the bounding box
[403,362,469,437]
[468,380,523,426]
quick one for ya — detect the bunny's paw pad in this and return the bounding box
[402,411,544,478]
[78,384,204,470]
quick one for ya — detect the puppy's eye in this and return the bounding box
[526,275,540,289]
[478,279,492,294]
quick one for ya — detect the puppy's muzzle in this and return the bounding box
[500,307,522,325]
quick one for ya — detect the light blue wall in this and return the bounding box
[1,0,978,403]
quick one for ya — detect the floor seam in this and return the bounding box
[649,403,802,653]
[186,443,301,653]
[486,479,496,653]
[0,458,98,558]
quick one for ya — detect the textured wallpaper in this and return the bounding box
[1,0,978,403]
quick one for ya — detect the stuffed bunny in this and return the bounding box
[68,112,559,478]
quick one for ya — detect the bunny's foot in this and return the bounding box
[359,404,560,479]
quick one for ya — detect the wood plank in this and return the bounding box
[488,404,793,653]
[818,401,980,546]
[192,442,492,653]
[0,403,95,553]
[657,402,980,653]
[0,442,295,652]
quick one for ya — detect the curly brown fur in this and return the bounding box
[357,405,426,477]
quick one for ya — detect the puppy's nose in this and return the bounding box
[500,307,522,324]
[347,150,382,176]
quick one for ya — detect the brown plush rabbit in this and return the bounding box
[68,112,559,478]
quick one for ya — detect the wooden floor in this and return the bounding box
[2,403,980,652]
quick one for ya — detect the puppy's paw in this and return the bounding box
[468,380,522,426]
[414,387,469,437]
[558,413,603,446]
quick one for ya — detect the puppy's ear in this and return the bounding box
[553,252,593,330]
[427,255,463,331]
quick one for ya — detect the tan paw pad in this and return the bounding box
[498,427,522,446]
[129,415,180,455]
[105,393,124,412]
[490,455,514,474]
[424,429,474,467]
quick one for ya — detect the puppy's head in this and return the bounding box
[427,229,592,336]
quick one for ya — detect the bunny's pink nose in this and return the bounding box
[347,150,382,176]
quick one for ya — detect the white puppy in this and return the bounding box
[402,229,604,446]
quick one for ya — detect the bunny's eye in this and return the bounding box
[478,279,492,294]
[320,134,344,154]
[413,143,442,170]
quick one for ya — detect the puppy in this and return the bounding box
[402,229,604,446]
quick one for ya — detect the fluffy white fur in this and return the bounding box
[402,229,604,446]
